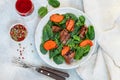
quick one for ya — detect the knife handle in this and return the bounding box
[41,66,69,77]
[36,68,65,80]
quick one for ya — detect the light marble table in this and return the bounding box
[0,0,84,80]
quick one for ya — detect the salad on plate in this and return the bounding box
[40,13,95,65]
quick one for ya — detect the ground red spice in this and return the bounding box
[22,57,24,59]
[17,43,25,59]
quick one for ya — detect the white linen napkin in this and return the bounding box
[77,0,120,80]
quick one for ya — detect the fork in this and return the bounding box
[12,57,69,80]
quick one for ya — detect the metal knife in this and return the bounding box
[12,57,69,80]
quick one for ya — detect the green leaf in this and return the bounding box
[60,24,66,29]
[38,7,48,18]
[49,44,63,59]
[79,15,85,24]
[59,14,71,25]
[74,47,84,60]
[73,35,80,41]
[53,55,65,64]
[40,43,47,54]
[66,39,75,50]
[83,45,90,56]
[48,0,60,8]
[47,20,53,26]
[49,49,59,59]
[76,20,84,27]
[46,25,53,38]
[42,26,49,42]
[59,16,67,25]
[65,13,78,21]
[42,21,53,42]
[70,25,81,36]
[87,25,95,40]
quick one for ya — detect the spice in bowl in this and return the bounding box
[10,24,27,42]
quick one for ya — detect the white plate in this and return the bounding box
[35,7,97,69]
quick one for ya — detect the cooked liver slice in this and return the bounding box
[60,29,70,44]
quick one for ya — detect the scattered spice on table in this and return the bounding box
[30,43,32,46]
[17,42,35,59]
[22,57,24,59]
[17,43,25,59]
[31,50,34,53]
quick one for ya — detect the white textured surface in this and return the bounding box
[0,0,83,80]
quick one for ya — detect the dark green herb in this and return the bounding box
[42,23,53,42]
[83,45,90,56]
[38,7,48,18]
[76,15,85,27]
[74,47,84,60]
[53,55,65,64]
[49,49,59,59]
[48,0,60,8]
[74,45,90,60]
[59,16,67,25]
[66,39,75,50]
[59,14,70,25]
[76,20,84,27]
[73,35,80,41]
[87,25,95,40]
[49,44,63,58]
[70,25,81,36]
[46,25,53,38]
[79,15,85,24]
[40,43,47,54]
[60,24,66,29]
[65,13,78,21]
[42,26,49,42]
[53,22,61,27]
[47,20,53,27]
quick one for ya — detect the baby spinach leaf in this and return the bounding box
[70,25,81,36]
[42,26,49,42]
[59,15,67,25]
[46,25,53,38]
[83,45,90,56]
[49,44,63,59]
[48,0,60,8]
[49,49,59,59]
[76,20,84,27]
[65,13,78,21]
[38,7,48,18]
[53,55,65,64]
[79,15,85,24]
[74,47,84,60]
[66,39,75,49]
[60,24,66,29]
[59,14,72,25]
[87,25,95,40]
[47,20,53,27]
[73,35,81,41]
[42,23,53,42]
[40,43,47,54]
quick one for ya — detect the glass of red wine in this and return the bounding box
[15,0,35,21]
